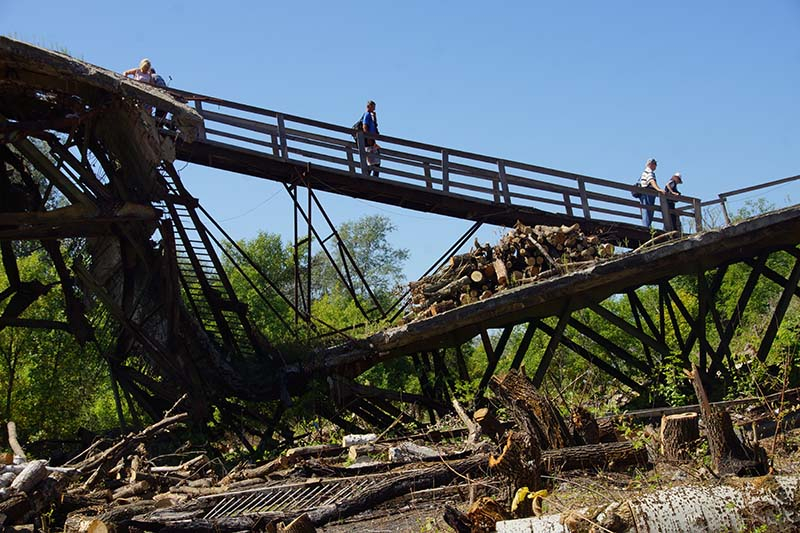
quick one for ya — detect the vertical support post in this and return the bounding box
[578,179,591,220]
[292,184,300,325]
[194,100,206,141]
[346,146,355,174]
[441,149,450,193]
[694,198,704,231]
[661,193,673,231]
[719,195,730,225]
[563,192,574,217]
[271,133,280,157]
[497,161,512,204]
[306,181,312,322]
[423,162,433,188]
[356,132,369,176]
[276,113,288,160]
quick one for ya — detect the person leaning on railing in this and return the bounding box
[665,171,684,233]
[361,100,381,178]
[639,158,663,229]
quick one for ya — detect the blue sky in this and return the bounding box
[3,1,799,280]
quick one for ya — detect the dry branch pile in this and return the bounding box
[408,222,614,320]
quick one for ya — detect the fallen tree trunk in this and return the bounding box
[496,475,800,533]
[541,441,649,472]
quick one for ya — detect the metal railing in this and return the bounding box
[166,88,702,233]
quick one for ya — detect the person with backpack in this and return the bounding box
[150,68,169,123]
[361,100,380,177]
[665,171,683,233]
[639,158,663,229]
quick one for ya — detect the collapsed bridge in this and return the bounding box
[1,37,799,449]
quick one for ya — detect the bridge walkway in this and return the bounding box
[166,88,702,245]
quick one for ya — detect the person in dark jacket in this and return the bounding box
[665,171,683,232]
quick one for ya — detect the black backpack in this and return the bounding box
[351,119,363,141]
[631,180,642,199]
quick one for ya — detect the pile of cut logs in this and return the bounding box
[408,222,614,320]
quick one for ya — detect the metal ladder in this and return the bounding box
[155,162,266,360]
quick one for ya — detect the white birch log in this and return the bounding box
[9,460,48,494]
[497,475,800,533]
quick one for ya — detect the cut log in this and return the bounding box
[659,412,700,461]
[278,513,316,533]
[63,514,104,533]
[112,480,152,500]
[473,407,505,444]
[9,460,48,494]
[388,442,439,462]
[470,270,484,283]
[493,258,508,285]
[541,441,649,472]
[467,497,511,533]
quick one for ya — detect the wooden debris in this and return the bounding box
[408,222,612,320]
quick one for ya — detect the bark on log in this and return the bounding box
[489,370,573,450]
[659,412,700,461]
[541,441,649,472]
[687,364,767,475]
[495,475,800,533]
[9,460,48,494]
[489,431,541,490]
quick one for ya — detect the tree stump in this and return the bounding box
[488,430,541,491]
[489,369,573,450]
[660,413,700,461]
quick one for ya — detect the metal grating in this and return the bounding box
[203,475,386,520]
[203,473,395,519]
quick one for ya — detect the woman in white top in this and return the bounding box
[124,58,153,84]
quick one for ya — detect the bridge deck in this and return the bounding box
[318,205,800,376]
[169,89,702,245]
